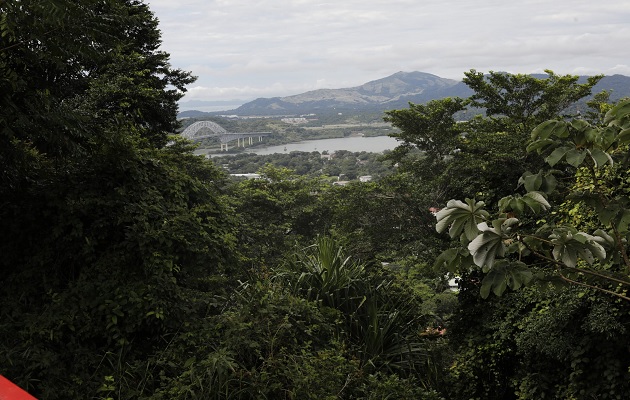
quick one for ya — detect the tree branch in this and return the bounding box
[556,270,630,302]
[0,29,58,53]
[520,236,630,287]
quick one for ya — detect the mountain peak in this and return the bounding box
[235,71,462,114]
[227,71,630,116]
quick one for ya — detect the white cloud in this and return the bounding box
[146,0,630,102]
[607,65,630,75]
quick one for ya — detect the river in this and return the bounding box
[197,135,401,157]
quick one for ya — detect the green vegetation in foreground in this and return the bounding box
[219,150,396,181]
[2,1,630,398]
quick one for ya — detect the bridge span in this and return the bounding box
[180,121,270,151]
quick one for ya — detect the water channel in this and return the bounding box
[196,135,402,157]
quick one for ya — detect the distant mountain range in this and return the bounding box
[179,71,630,117]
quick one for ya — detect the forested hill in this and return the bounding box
[184,71,630,116]
[234,72,464,114]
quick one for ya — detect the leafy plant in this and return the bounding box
[435,99,630,300]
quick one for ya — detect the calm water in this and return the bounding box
[199,135,401,157]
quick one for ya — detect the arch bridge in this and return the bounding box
[180,121,270,151]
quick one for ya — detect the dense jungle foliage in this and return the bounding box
[2,1,629,399]
[219,150,395,180]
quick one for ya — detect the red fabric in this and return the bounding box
[0,376,37,400]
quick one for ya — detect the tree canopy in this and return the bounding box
[1,1,232,398]
[435,99,630,300]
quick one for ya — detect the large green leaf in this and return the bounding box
[522,191,551,213]
[498,195,519,214]
[570,120,598,147]
[588,148,613,167]
[468,228,504,268]
[467,218,518,268]
[565,148,587,167]
[550,229,607,268]
[526,138,555,153]
[617,209,630,234]
[593,229,615,249]
[617,128,630,146]
[518,171,558,194]
[480,267,506,298]
[507,262,534,290]
[479,261,533,299]
[435,198,489,240]
[569,119,590,131]
[545,146,570,166]
[598,126,618,149]
[604,98,630,125]
[597,205,622,226]
[541,173,558,194]
[499,192,550,215]
[531,120,568,140]
[433,247,474,273]
[519,171,543,192]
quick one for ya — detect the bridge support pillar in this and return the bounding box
[221,143,229,151]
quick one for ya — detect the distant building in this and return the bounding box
[230,173,262,179]
[281,117,308,124]
[333,181,350,186]
[359,175,372,182]
[448,277,459,292]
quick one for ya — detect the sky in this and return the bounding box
[145,0,630,108]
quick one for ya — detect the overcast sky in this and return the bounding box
[145,0,630,107]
